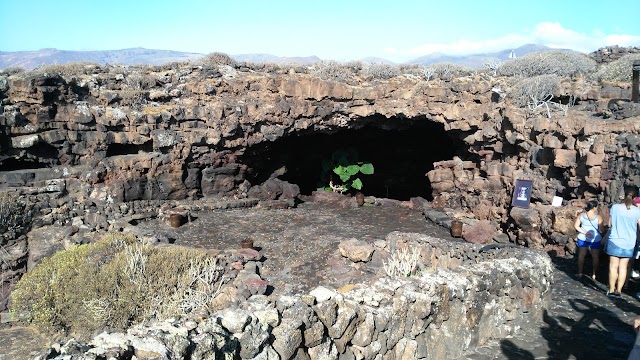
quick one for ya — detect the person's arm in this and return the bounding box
[598,216,604,234]
[574,214,584,234]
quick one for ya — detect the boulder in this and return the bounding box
[338,238,375,263]
[462,220,496,245]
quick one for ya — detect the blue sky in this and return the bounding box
[1,0,639,62]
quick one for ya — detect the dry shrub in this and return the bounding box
[202,52,237,67]
[596,53,640,83]
[425,62,474,80]
[29,62,98,77]
[497,51,596,77]
[0,66,26,76]
[125,72,157,90]
[0,192,31,240]
[510,74,560,108]
[398,63,426,77]
[11,233,226,338]
[312,60,353,82]
[365,63,401,80]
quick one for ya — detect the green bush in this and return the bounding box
[497,51,596,77]
[11,233,226,338]
[596,54,640,83]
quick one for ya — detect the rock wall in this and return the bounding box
[1,64,639,257]
[38,232,553,360]
[589,45,640,64]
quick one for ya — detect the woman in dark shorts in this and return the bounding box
[605,187,640,298]
[574,200,603,279]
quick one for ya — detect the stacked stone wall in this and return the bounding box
[39,232,553,360]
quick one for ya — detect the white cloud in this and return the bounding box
[394,22,640,59]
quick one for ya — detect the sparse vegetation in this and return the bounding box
[125,72,157,90]
[11,233,226,338]
[311,60,353,82]
[510,74,561,118]
[364,63,401,80]
[482,57,502,76]
[383,246,420,277]
[28,62,99,77]
[497,51,596,77]
[202,52,237,67]
[424,62,474,80]
[0,192,31,240]
[596,53,640,83]
[0,66,26,76]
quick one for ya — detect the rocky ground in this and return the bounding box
[1,201,640,359]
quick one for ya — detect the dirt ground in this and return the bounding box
[134,201,456,297]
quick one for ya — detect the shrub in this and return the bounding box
[125,72,157,90]
[383,247,420,277]
[596,53,640,83]
[364,63,401,80]
[425,62,474,80]
[398,63,426,77]
[482,57,502,76]
[497,51,596,77]
[510,74,560,109]
[0,66,26,76]
[11,233,226,338]
[311,60,353,82]
[202,52,237,67]
[0,192,31,240]
[344,60,364,73]
[29,62,98,77]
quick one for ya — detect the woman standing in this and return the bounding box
[605,187,640,298]
[574,200,603,279]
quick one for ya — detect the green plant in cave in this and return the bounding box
[320,148,374,193]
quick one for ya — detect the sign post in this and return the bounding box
[633,60,640,103]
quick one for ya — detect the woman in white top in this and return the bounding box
[605,187,640,298]
[574,200,603,280]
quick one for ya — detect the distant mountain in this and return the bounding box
[408,44,579,68]
[233,53,321,66]
[0,44,582,71]
[0,48,204,69]
[360,57,396,65]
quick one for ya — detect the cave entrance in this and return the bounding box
[242,116,465,201]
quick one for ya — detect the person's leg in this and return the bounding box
[609,256,620,293]
[591,248,600,280]
[577,246,587,276]
[617,257,631,293]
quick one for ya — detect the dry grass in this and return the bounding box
[11,233,227,338]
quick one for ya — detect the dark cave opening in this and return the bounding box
[0,142,61,171]
[241,117,465,201]
[106,141,154,157]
